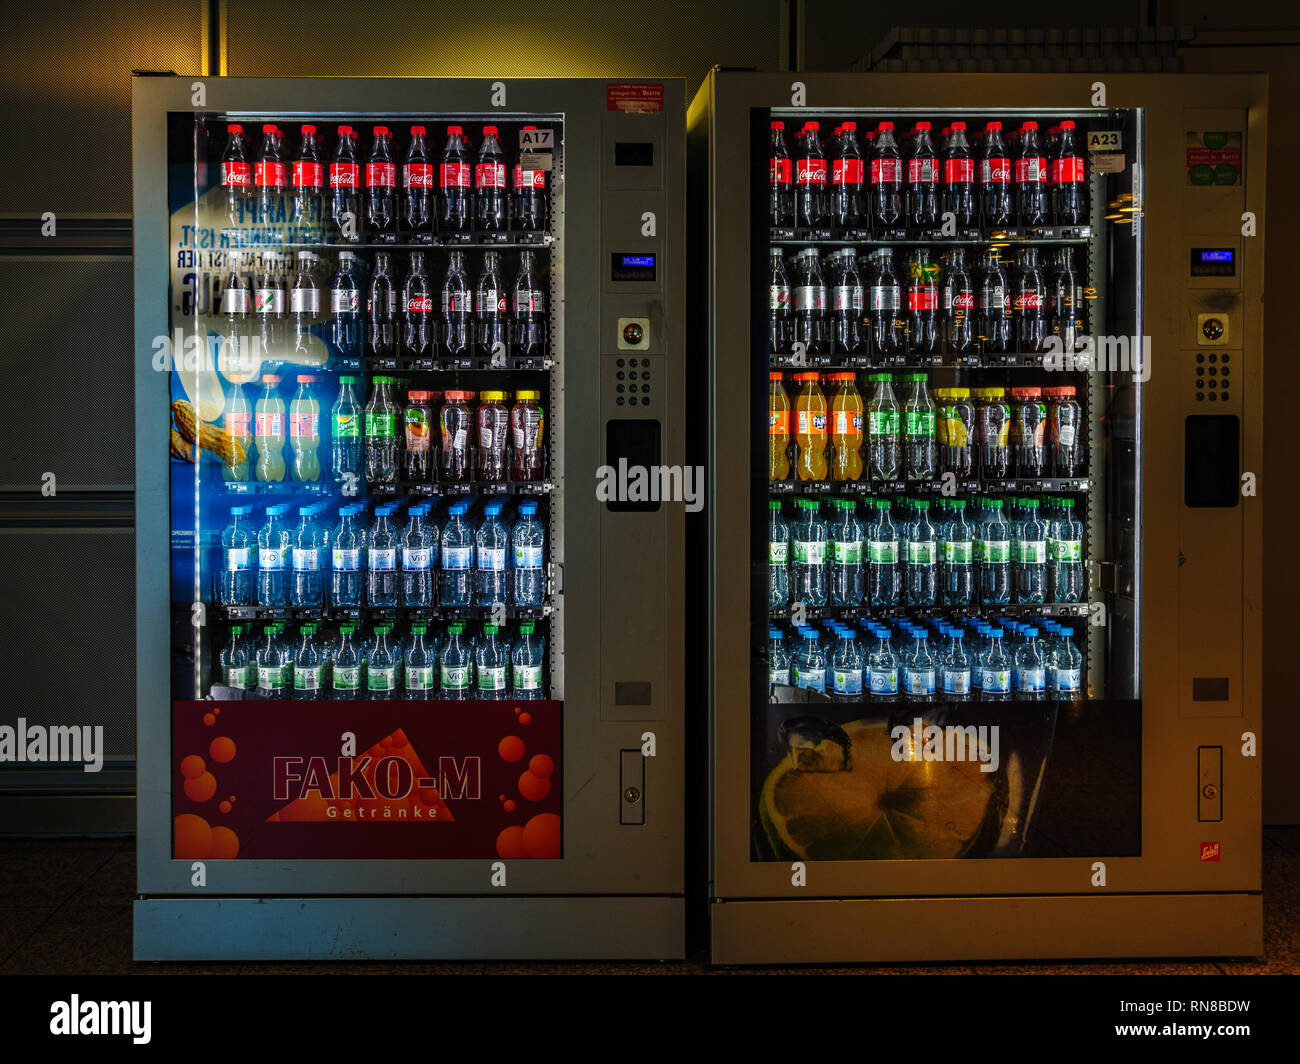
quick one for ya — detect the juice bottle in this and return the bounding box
[254,373,286,482]
[288,374,321,482]
[769,371,791,481]
[828,372,864,482]
[792,372,828,482]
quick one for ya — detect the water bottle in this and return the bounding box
[827,499,864,606]
[768,627,791,689]
[902,628,936,702]
[943,499,975,605]
[1015,498,1048,603]
[219,506,257,605]
[330,504,365,607]
[219,624,251,690]
[256,504,291,606]
[1014,627,1047,701]
[791,628,826,693]
[256,624,286,697]
[366,505,398,607]
[328,251,362,360]
[1053,498,1084,603]
[475,500,510,606]
[979,627,1012,701]
[366,625,398,700]
[511,621,545,700]
[439,622,473,700]
[905,499,938,606]
[512,500,546,607]
[867,499,899,607]
[292,624,325,699]
[439,501,474,607]
[331,625,362,700]
[978,498,1012,605]
[790,499,828,607]
[476,623,510,699]
[1051,624,1084,698]
[289,506,322,606]
[404,624,436,699]
[401,502,437,606]
[941,626,972,701]
[829,627,863,702]
[867,626,899,701]
[769,500,790,607]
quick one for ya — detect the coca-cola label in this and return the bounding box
[475,162,506,189]
[331,288,360,314]
[907,157,937,184]
[404,162,434,188]
[907,285,938,311]
[440,161,472,188]
[831,158,864,186]
[291,161,323,189]
[832,285,864,312]
[512,164,547,189]
[1051,156,1086,183]
[870,158,901,185]
[952,291,976,310]
[795,158,827,187]
[769,157,793,185]
[222,161,251,187]
[329,162,360,188]
[770,285,791,311]
[944,158,973,184]
[515,289,546,315]
[407,295,433,314]
[366,161,397,188]
[1015,157,1047,184]
[869,285,900,311]
[1014,292,1043,311]
[290,289,320,313]
[980,158,1011,184]
[793,285,827,312]
[254,160,286,189]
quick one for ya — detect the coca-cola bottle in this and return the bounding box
[794,123,828,229]
[1049,247,1082,352]
[870,122,903,232]
[366,251,396,358]
[906,121,940,234]
[329,125,362,242]
[291,125,324,231]
[476,251,509,359]
[979,121,1013,230]
[439,126,473,233]
[442,250,472,358]
[1013,246,1047,351]
[1051,119,1087,226]
[906,247,940,354]
[255,124,286,224]
[942,248,976,354]
[512,251,547,359]
[768,246,792,353]
[791,248,828,354]
[364,125,397,239]
[831,121,865,230]
[476,125,509,232]
[868,247,904,355]
[402,124,434,239]
[978,249,1012,354]
[1015,121,1049,228]
[401,251,433,358]
[221,124,251,228]
[514,126,549,232]
[942,121,976,230]
[830,248,865,354]
[769,120,793,227]
[328,251,362,360]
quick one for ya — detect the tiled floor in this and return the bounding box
[2,831,1297,974]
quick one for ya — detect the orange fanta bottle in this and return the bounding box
[793,372,828,481]
[769,371,791,481]
[829,371,864,481]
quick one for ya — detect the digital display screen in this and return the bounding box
[611,253,657,282]
[1201,249,1234,262]
[621,254,655,267]
[1190,247,1236,277]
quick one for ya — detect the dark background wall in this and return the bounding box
[1,0,1297,827]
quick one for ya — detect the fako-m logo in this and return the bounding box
[1200,841,1221,862]
[273,754,481,802]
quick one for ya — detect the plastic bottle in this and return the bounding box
[902,628,936,702]
[903,372,937,481]
[942,121,976,229]
[979,627,1013,702]
[254,124,286,224]
[794,122,828,229]
[403,124,434,237]
[442,250,473,359]
[942,247,977,354]
[439,622,473,700]
[366,250,397,357]
[791,248,829,355]
[438,126,472,232]
[511,251,548,359]
[978,249,1013,354]
[976,387,1010,479]
[867,247,904,354]
[221,123,251,227]
[1047,385,1082,476]
[365,505,398,607]
[476,623,510,698]
[1051,625,1084,698]
[1014,627,1047,701]
[328,251,362,360]
[365,625,398,700]
[512,621,545,700]
[256,624,287,697]
[286,374,320,483]
[289,505,322,606]
[979,121,1013,228]
[253,374,286,482]
[328,125,362,241]
[943,499,975,606]
[401,251,434,358]
[289,251,321,354]
[790,498,828,607]
[330,625,362,700]
[829,627,863,702]
[364,376,400,485]
[941,627,972,701]
[1015,498,1048,603]
[290,125,324,232]
[253,252,287,358]
[1053,497,1085,602]
[219,624,251,690]
[828,373,864,482]
[792,627,826,693]
[514,125,550,231]
[905,499,938,606]
[867,373,901,483]
[222,383,253,482]
[868,626,899,701]
[255,504,290,606]
[329,376,363,486]
[978,498,1012,605]
[1010,386,1047,477]
[869,121,903,230]
[292,624,325,699]
[769,120,794,226]
[512,500,546,606]
[830,121,865,229]
[905,247,940,353]
[1014,246,1048,352]
[768,627,791,688]
[330,504,365,608]
[1050,120,1087,226]
[475,252,509,360]
[769,500,790,608]
[440,500,474,606]
[364,125,397,238]
[476,390,510,481]
[475,125,509,232]
[829,498,864,606]
[769,372,791,481]
[475,500,510,606]
[400,501,437,606]
[905,121,940,233]
[788,371,828,482]
[867,499,899,607]
[1050,247,1083,354]
[404,624,436,699]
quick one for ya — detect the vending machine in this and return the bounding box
[132,76,684,960]
[688,71,1264,963]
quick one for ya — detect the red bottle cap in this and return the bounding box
[986,121,1002,131]
[771,120,785,130]
[374,125,390,137]
[445,389,475,401]
[447,125,463,135]
[842,121,856,131]
[523,125,537,131]
[408,390,431,401]
[952,121,966,131]
[338,125,354,136]
[262,124,276,134]
[1023,121,1038,131]
[806,121,820,130]
[410,125,426,135]
[228,124,243,134]
[301,124,316,135]
[484,125,498,136]
[769,371,784,381]
[878,121,894,132]
[916,121,931,131]
[1060,120,1075,130]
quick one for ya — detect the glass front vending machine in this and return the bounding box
[689,70,1264,963]
[132,76,685,960]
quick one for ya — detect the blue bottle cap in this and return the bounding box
[988,628,1004,638]
[769,626,783,640]
[298,506,314,516]
[485,501,503,516]
[1023,627,1038,638]
[518,501,537,515]
[231,505,252,515]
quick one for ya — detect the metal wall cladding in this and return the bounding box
[0,256,135,490]
[0,1,203,215]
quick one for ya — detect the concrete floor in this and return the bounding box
[3,829,1297,973]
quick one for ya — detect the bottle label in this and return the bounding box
[332,548,361,572]
[407,665,435,691]
[906,285,938,312]
[365,411,397,437]
[769,667,791,686]
[832,668,863,695]
[478,665,507,692]
[290,289,320,313]
[793,285,827,312]
[442,665,470,690]
[983,540,1010,563]
[904,411,935,437]
[831,158,864,185]
[292,160,324,189]
[225,665,250,689]
[442,546,472,570]
[869,410,900,435]
[1015,157,1047,184]
[258,666,285,691]
[222,160,251,187]
[904,667,936,695]
[906,157,937,184]
[870,158,901,184]
[769,157,792,184]
[1017,667,1046,693]
[980,157,1010,184]
[907,539,935,564]
[404,162,434,188]
[1054,667,1082,693]
[225,547,251,571]
[1014,291,1043,311]
[365,161,396,188]
[792,665,825,692]
[255,160,287,188]
[259,546,288,570]
[475,162,507,189]
[403,547,431,570]
[869,668,899,695]
[943,158,973,184]
[1017,540,1047,564]
[1057,425,1077,448]
[981,667,1011,693]
[479,547,507,572]
[514,544,544,568]
[832,410,862,436]
[368,666,396,691]
[981,284,1006,311]
[868,540,897,564]
[295,666,322,691]
[832,539,863,564]
[945,541,973,564]
[769,541,788,564]
[769,409,789,435]
[795,158,827,186]
[292,548,319,571]
[440,161,472,188]
[515,289,546,315]
[331,288,360,314]
[869,285,900,311]
[225,288,250,314]
[795,410,826,436]
[289,411,317,437]
[792,540,826,565]
[255,288,283,314]
[442,291,468,315]
[225,411,251,438]
[333,666,361,690]
[370,547,396,572]
[942,669,972,695]
[407,294,433,314]
[329,162,360,188]
[1057,539,1082,562]
[832,285,864,312]
[334,412,360,438]
[1051,157,1086,183]
[475,289,501,314]
[516,664,543,691]
[946,289,975,312]
[513,165,546,189]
